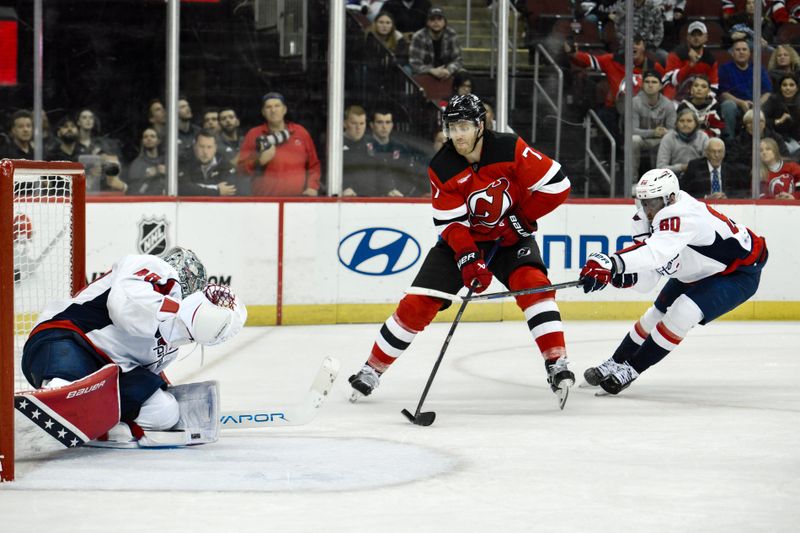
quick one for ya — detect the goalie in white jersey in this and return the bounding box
[18,247,247,448]
[578,169,768,394]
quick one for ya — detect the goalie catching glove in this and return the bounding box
[179,284,247,346]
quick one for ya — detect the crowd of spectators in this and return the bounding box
[0,3,465,199]
[565,0,800,199]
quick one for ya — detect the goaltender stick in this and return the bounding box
[16,247,247,448]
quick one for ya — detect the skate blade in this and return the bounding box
[594,390,612,397]
[556,382,572,410]
[578,380,598,389]
[348,389,364,403]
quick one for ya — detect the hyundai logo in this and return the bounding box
[338,228,421,276]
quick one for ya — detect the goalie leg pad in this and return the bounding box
[169,380,220,445]
[14,364,121,448]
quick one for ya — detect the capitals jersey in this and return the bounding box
[29,255,193,374]
[428,130,570,254]
[617,193,767,283]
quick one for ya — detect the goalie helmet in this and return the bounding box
[163,246,207,297]
[442,93,486,137]
[635,168,680,219]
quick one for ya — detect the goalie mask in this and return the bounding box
[635,168,680,221]
[163,246,207,297]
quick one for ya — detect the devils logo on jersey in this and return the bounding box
[467,178,511,227]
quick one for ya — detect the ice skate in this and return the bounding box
[583,358,618,387]
[598,360,639,395]
[545,356,574,410]
[348,364,381,402]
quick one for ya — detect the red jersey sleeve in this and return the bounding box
[429,166,478,257]
[512,138,571,222]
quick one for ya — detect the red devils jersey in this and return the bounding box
[428,130,570,254]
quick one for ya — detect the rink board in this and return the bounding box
[84,199,800,323]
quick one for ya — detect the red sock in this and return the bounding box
[510,267,566,360]
[367,294,441,373]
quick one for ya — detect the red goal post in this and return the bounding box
[0,159,86,482]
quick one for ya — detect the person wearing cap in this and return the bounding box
[662,20,719,101]
[380,0,431,34]
[409,7,463,80]
[237,92,321,196]
[631,71,676,177]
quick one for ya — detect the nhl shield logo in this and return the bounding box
[137,216,169,255]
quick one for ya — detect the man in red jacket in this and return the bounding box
[662,21,719,100]
[238,92,321,196]
[348,94,576,408]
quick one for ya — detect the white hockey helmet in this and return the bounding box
[635,168,680,218]
[163,246,207,297]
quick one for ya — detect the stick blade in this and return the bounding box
[413,411,436,426]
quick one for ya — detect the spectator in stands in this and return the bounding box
[438,71,475,110]
[432,129,446,153]
[727,108,790,171]
[0,110,34,160]
[763,72,800,155]
[662,20,719,101]
[565,34,664,145]
[177,97,201,155]
[681,137,748,199]
[718,39,772,139]
[722,0,773,49]
[767,44,800,89]
[46,116,83,162]
[218,106,243,166]
[759,136,800,199]
[368,11,409,68]
[341,104,376,197]
[75,108,121,159]
[656,108,709,174]
[612,0,667,63]
[365,108,424,196]
[677,74,726,138]
[202,108,221,135]
[632,70,676,176]
[127,128,166,196]
[659,1,687,52]
[179,129,248,196]
[380,0,431,35]
[238,92,321,196]
[147,98,167,141]
[410,7,463,80]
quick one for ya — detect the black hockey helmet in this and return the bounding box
[442,94,486,136]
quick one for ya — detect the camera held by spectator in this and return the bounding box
[255,130,291,152]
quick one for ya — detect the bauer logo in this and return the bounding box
[338,228,421,276]
[137,216,169,256]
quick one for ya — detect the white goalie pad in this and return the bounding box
[170,380,220,445]
[86,380,220,448]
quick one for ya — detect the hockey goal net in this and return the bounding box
[0,159,86,482]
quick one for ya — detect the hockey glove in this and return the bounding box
[498,210,538,245]
[579,252,616,293]
[456,250,493,293]
[611,272,638,289]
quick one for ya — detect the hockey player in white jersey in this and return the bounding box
[578,169,768,394]
[17,247,247,448]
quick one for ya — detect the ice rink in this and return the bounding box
[2,320,798,532]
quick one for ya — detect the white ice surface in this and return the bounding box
[2,321,799,532]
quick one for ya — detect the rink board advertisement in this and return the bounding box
[85,199,799,324]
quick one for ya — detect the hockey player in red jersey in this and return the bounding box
[349,94,575,406]
[579,169,768,394]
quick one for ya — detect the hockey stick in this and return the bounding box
[462,280,583,301]
[219,356,340,429]
[402,240,502,427]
